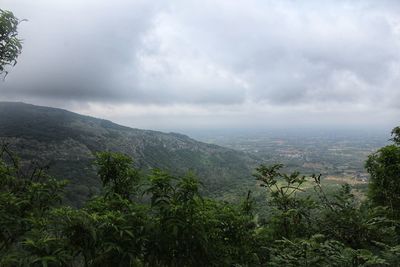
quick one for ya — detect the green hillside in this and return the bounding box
[0,102,258,204]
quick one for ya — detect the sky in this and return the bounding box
[1,0,400,132]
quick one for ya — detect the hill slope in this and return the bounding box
[0,102,258,204]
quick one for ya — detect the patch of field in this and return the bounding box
[323,175,368,186]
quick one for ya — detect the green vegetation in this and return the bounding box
[366,127,400,220]
[1,128,400,266]
[0,146,256,266]
[0,9,23,78]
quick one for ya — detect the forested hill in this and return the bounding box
[0,102,257,204]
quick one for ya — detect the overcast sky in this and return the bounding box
[1,0,400,132]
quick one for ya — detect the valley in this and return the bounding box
[196,129,388,179]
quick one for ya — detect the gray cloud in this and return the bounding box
[1,0,400,129]
[2,0,166,101]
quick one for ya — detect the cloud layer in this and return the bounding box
[1,0,400,130]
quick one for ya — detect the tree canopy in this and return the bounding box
[366,127,400,220]
[0,9,23,78]
[1,125,400,266]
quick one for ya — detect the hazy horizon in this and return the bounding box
[1,1,400,132]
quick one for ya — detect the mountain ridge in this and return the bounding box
[0,102,258,204]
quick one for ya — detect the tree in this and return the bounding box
[95,152,141,199]
[0,144,68,266]
[366,127,400,219]
[0,9,23,78]
[391,126,400,145]
[254,164,316,239]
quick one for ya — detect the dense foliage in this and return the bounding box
[1,127,400,266]
[366,127,400,220]
[0,9,23,78]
